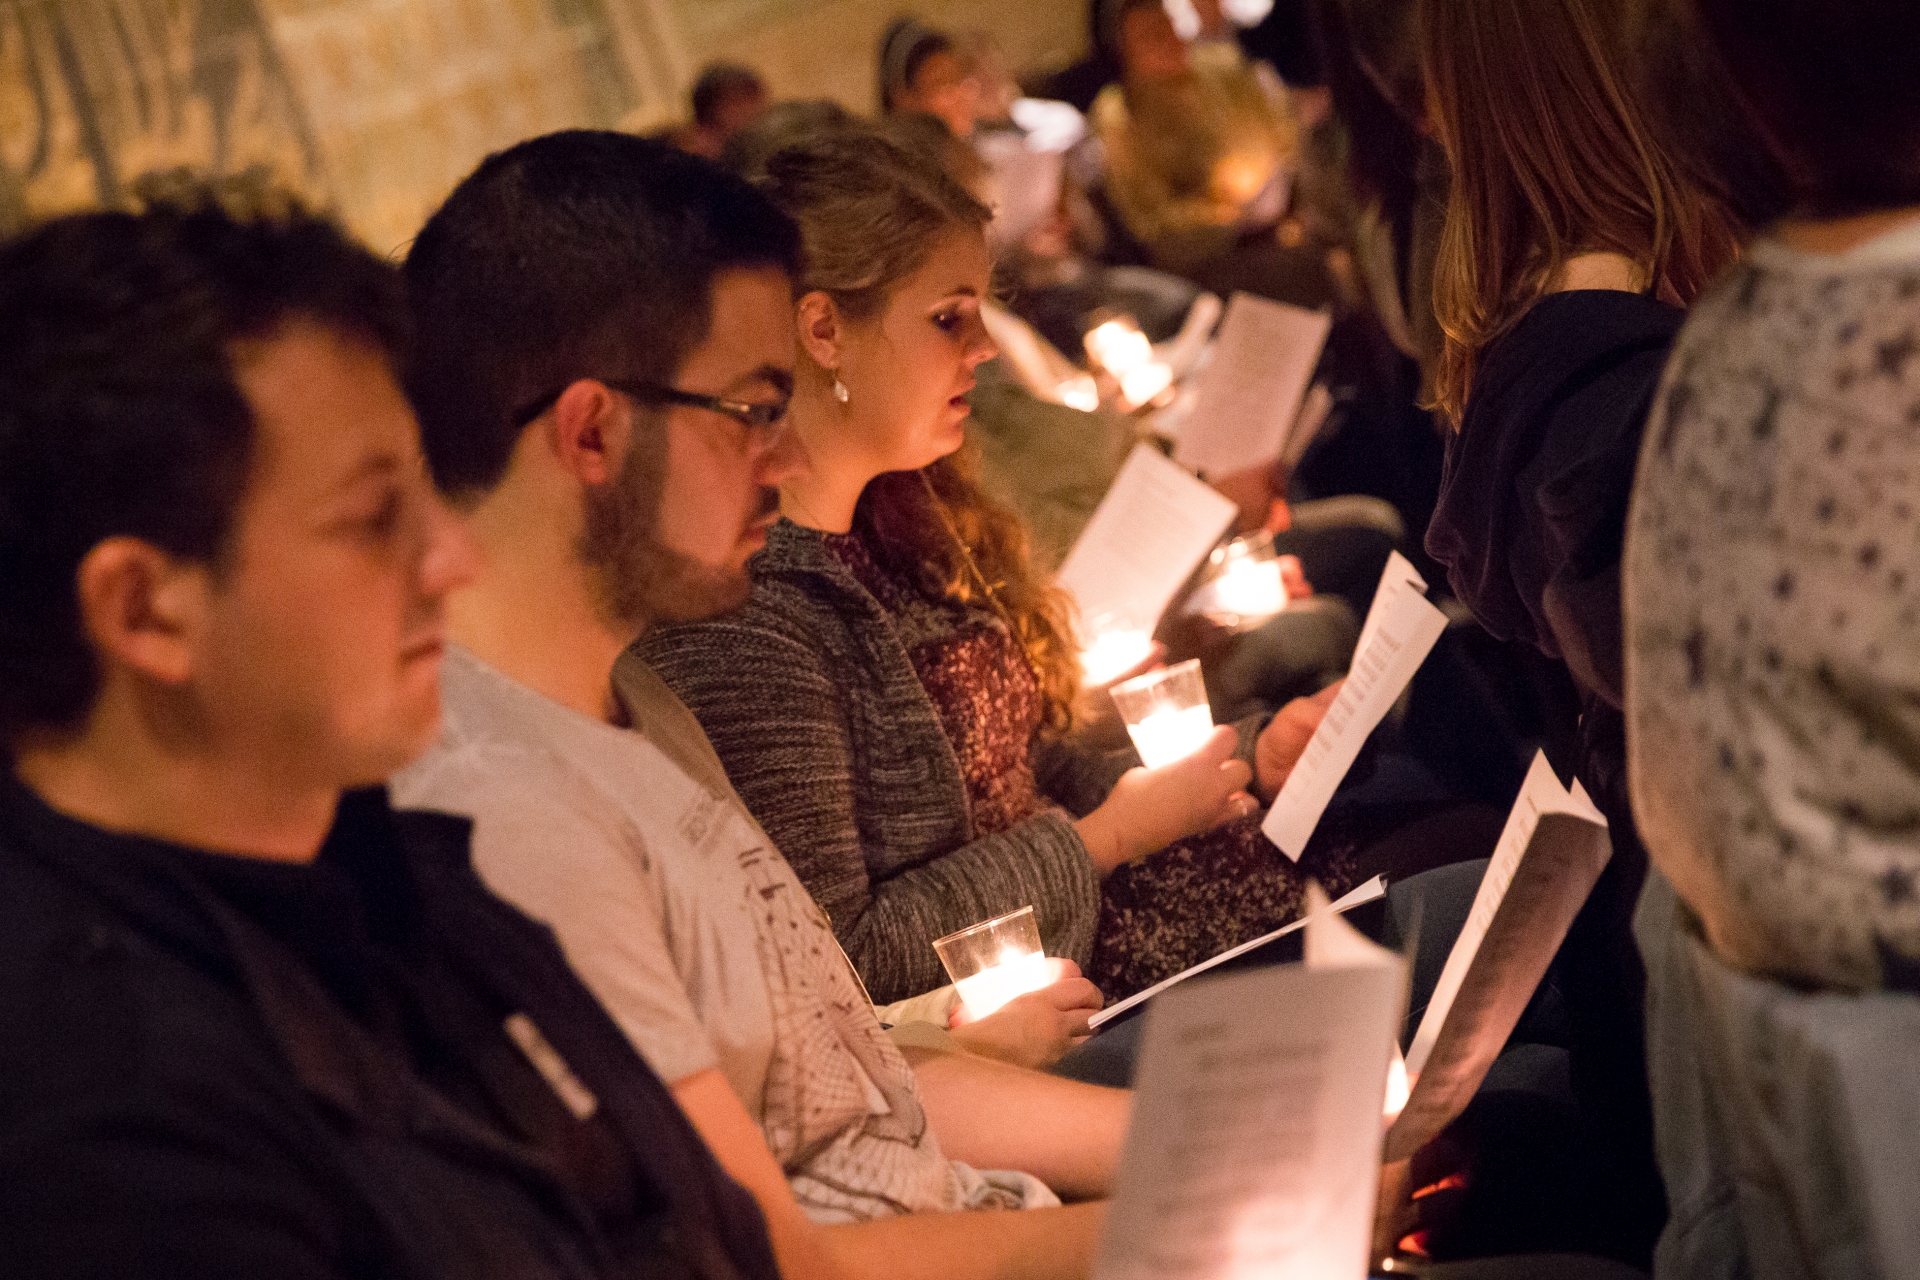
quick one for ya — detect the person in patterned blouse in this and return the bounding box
[1625,0,1920,994]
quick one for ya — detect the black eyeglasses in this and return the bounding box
[511,378,790,442]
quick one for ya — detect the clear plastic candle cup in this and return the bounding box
[1193,531,1288,628]
[934,906,1051,1022]
[1084,316,1152,376]
[1110,659,1215,769]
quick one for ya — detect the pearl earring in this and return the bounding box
[832,373,850,404]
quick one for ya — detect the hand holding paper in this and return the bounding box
[1254,681,1342,803]
[1262,553,1448,859]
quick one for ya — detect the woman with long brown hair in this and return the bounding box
[1416,0,1742,1262]
[638,120,1354,1006]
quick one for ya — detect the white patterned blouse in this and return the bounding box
[1625,218,1920,992]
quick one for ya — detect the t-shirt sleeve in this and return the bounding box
[401,746,721,1087]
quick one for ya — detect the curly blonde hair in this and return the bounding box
[754,120,1084,733]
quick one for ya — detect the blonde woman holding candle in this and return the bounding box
[633,120,1354,1004]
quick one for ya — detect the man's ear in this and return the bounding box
[73,537,209,690]
[795,291,845,373]
[547,380,629,487]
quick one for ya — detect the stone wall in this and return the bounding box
[672,0,1085,114]
[0,0,1087,254]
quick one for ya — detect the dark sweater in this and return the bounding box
[638,520,1106,1004]
[1427,289,1684,714]
[0,778,776,1280]
[1424,287,1680,1262]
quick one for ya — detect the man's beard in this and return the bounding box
[578,420,771,630]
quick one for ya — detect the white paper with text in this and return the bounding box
[1088,875,1387,1030]
[1173,293,1332,478]
[1383,758,1612,1162]
[1403,752,1605,1076]
[1056,443,1239,637]
[1095,901,1405,1280]
[1263,553,1448,859]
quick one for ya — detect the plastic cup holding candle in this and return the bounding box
[1192,531,1290,629]
[1084,316,1152,377]
[934,906,1051,1021]
[1110,659,1215,769]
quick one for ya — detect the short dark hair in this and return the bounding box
[1692,0,1920,216]
[691,62,766,128]
[405,130,802,500]
[0,196,409,736]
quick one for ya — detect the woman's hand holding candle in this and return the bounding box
[947,958,1106,1070]
[1074,726,1255,874]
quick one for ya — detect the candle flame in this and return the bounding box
[1080,628,1154,686]
[1383,1050,1411,1121]
[1119,361,1174,409]
[1085,318,1152,376]
[1058,373,1100,412]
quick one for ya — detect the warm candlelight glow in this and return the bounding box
[1192,532,1290,628]
[952,946,1052,1021]
[1214,557,1287,618]
[1058,373,1101,412]
[934,906,1050,1022]
[1119,361,1175,409]
[1111,659,1214,768]
[1080,627,1155,686]
[1126,703,1217,769]
[1384,1046,1411,1122]
[1085,317,1153,376]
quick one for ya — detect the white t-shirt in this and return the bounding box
[394,645,1052,1222]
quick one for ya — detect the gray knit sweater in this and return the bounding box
[636,520,1109,1004]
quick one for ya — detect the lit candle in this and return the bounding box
[1080,627,1155,687]
[1085,317,1152,375]
[1212,556,1287,619]
[1118,361,1174,409]
[952,946,1053,1021]
[934,905,1050,1023]
[1110,659,1215,768]
[1058,373,1100,412]
[1192,532,1290,627]
[1384,1045,1411,1122]
[1126,703,1218,769]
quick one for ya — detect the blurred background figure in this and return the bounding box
[879,18,985,140]
[671,62,770,160]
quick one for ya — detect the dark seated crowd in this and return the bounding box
[3,1,1919,1279]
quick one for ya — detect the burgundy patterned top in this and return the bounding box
[828,528,1355,999]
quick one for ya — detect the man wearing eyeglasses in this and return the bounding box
[392,132,1125,1280]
